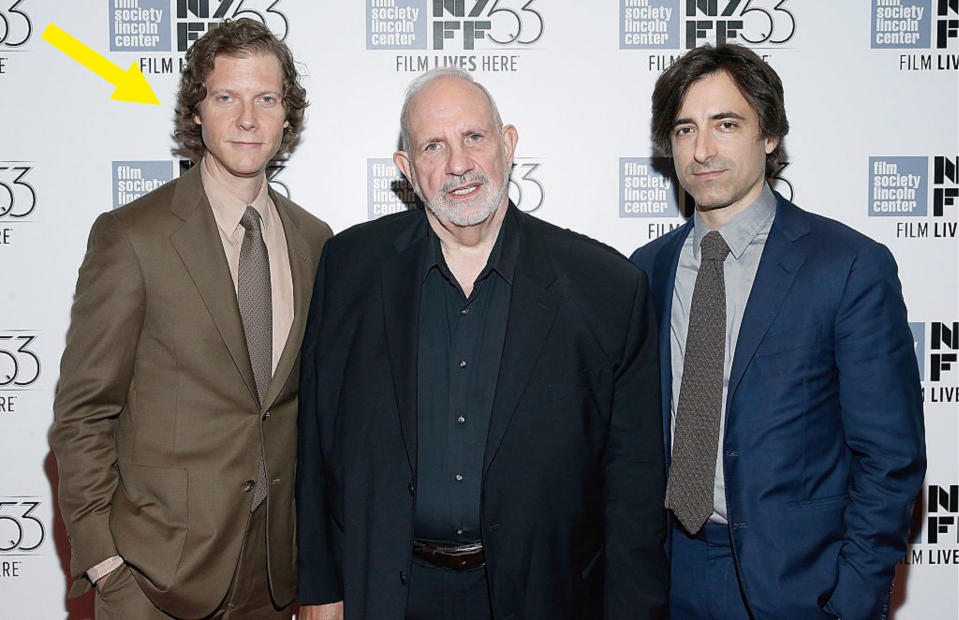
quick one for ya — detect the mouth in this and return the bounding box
[447,183,482,199]
[230,140,263,149]
[692,169,726,181]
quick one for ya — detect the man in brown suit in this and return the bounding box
[49,19,331,619]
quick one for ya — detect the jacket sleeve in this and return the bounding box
[603,268,669,619]
[295,243,343,604]
[822,242,926,620]
[49,212,146,596]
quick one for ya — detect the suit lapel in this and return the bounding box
[652,221,693,464]
[382,217,430,473]
[483,213,560,474]
[169,166,259,405]
[261,193,313,412]
[727,197,809,404]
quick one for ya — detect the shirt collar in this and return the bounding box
[422,203,520,286]
[200,156,271,237]
[692,183,776,261]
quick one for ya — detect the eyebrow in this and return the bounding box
[672,111,747,127]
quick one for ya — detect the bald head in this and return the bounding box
[399,68,504,153]
[392,68,518,229]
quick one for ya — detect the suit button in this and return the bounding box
[243,480,255,492]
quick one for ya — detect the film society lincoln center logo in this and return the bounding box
[868,155,958,238]
[620,0,797,59]
[113,161,174,209]
[367,0,544,73]
[111,0,290,60]
[872,0,959,70]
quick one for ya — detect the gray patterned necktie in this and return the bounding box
[238,206,271,510]
[665,230,731,535]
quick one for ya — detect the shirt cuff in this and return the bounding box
[87,555,124,584]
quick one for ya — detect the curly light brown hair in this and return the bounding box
[173,18,308,162]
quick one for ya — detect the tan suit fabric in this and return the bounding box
[50,164,331,618]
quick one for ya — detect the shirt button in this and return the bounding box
[457,415,466,424]
[455,473,463,482]
[458,360,467,369]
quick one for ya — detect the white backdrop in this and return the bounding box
[0,1,956,618]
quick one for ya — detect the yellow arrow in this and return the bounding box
[41,23,160,106]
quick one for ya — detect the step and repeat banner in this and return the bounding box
[0,1,956,618]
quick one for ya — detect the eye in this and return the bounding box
[718,121,737,131]
[215,94,233,103]
[673,126,694,137]
[260,95,279,105]
[424,142,440,152]
[468,133,482,142]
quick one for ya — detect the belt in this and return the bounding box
[412,540,486,570]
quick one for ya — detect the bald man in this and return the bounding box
[295,68,667,620]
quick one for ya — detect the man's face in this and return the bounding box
[394,77,518,227]
[670,70,777,216]
[194,52,288,180]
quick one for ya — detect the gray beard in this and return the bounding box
[414,168,511,227]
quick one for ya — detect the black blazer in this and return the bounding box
[296,205,667,619]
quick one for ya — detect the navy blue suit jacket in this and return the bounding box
[630,191,925,620]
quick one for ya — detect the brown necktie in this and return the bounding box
[238,206,271,510]
[665,230,730,535]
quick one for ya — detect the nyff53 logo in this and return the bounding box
[927,484,959,544]
[911,321,959,404]
[0,498,44,553]
[0,0,32,48]
[368,0,544,51]
[176,0,289,51]
[111,0,288,54]
[621,0,796,51]
[0,163,36,219]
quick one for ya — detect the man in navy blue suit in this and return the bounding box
[630,44,925,619]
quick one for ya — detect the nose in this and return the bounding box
[693,129,716,164]
[237,102,257,131]
[445,142,473,177]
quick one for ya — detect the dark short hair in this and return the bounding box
[173,18,308,162]
[651,44,788,178]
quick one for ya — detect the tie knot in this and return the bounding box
[700,230,730,261]
[240,206,262,233]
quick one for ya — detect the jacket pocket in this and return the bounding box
[110,463,189,592]
[784,493,848,512]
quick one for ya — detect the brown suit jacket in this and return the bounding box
[50,164,331,618]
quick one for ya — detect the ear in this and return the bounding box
[283,119,290,128]
[764,135,779,155]
[501,124,518,162]
[393,150,413,182]
[194,112,202,126]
